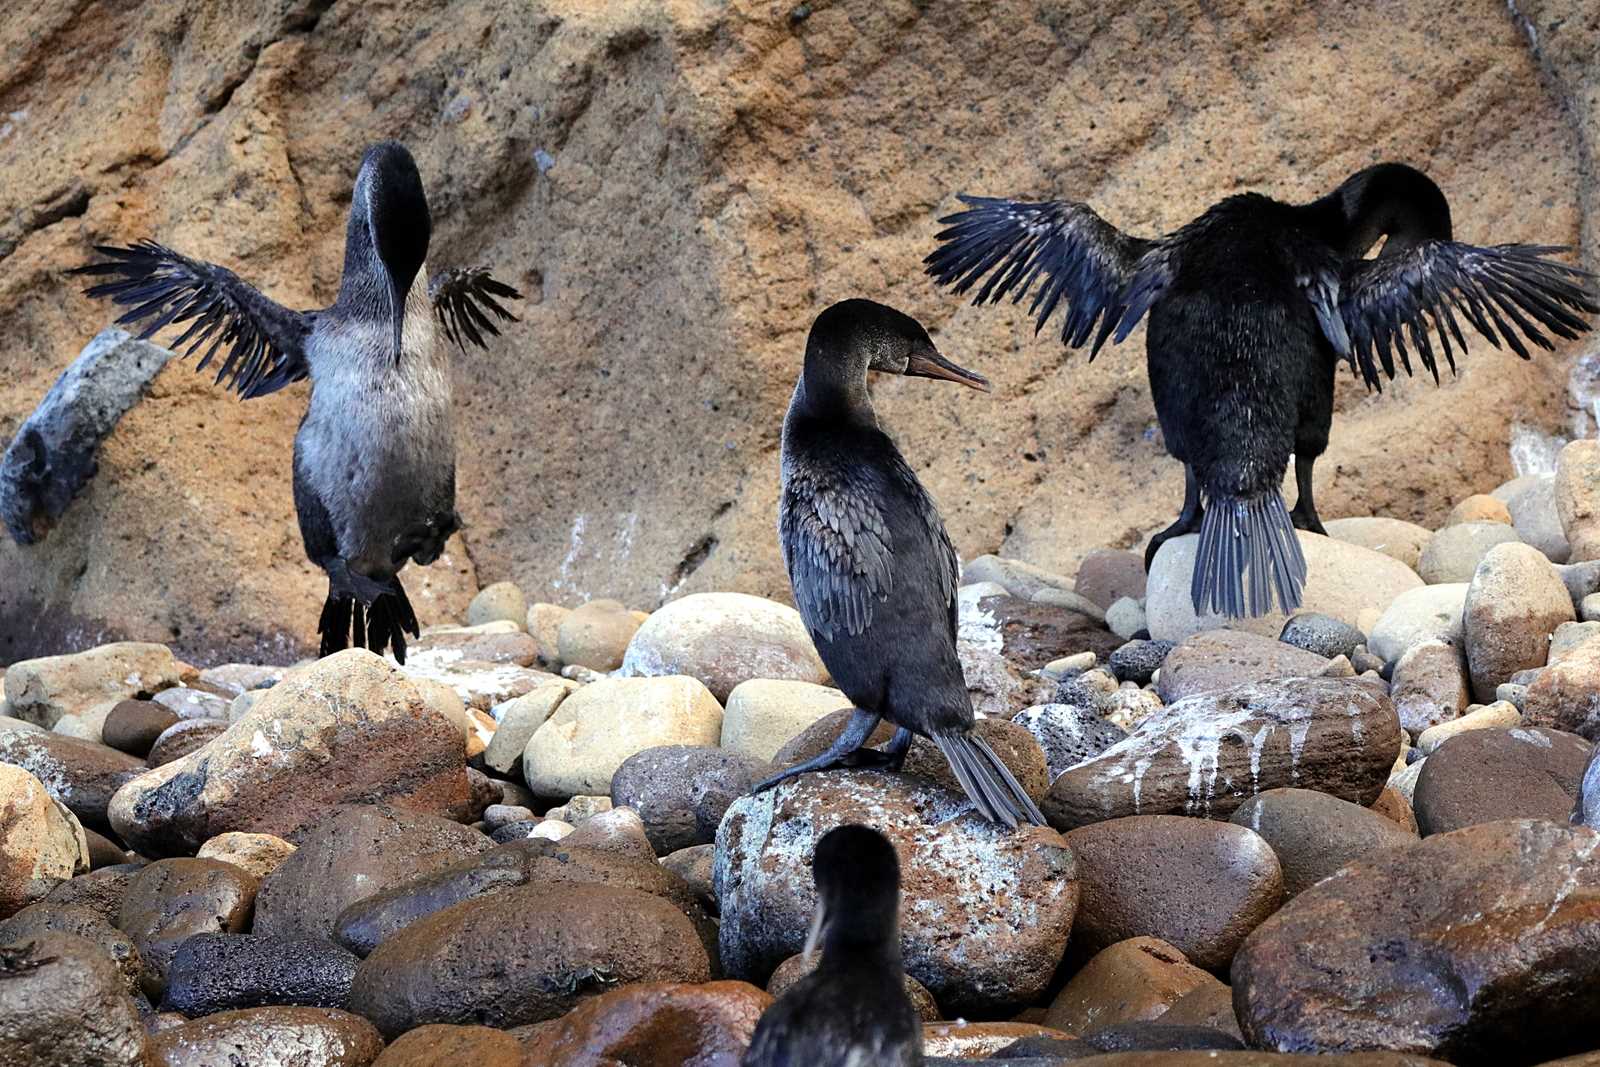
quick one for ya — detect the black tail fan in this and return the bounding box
[933,730,1047,829]
[317,578,421,664]
[1191,489,1307,618]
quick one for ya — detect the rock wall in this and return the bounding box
[0,0,1590,663]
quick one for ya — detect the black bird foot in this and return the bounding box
[1289,502,1327,536]
[1144,508,1204,572]
[834,728,915,772]
[749,708,883,795]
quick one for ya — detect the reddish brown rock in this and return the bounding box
[107,651,469,856]
[1046,678,1400,830]
[1522,636,1600,739]
[0,728,146,831]
[1463,543,1575,702]
[968,590,1123,669]
[0,901,142,992]
[609,745,767,854]
[349,884,712,1036]
[768,952,940,1021]
[1064,815,1284,972]
[373,1024,523,1067]
[1044,936,1225,1035]
[1157,631,1331,703]
[1233,819,1600,1061]
[144,718,227,767]
[116,857,256,996]
[1412,727,1593,836]
[1230,788,1419,897]
[1076,549,1150,611]
[0,932,148,1067]
[41,865,140,923]
[147,1006,383,1067]
[253,804,489,942]
[518,980,770,1067]
[715,770,1077,1016]
[1371,787,1420,834]
[1390,639,1471,735]
[1161,982,1246,1042]
[100,699,178,757]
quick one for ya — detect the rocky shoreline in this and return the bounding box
[3,447,1600,1065]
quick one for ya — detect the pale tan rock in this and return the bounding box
[1557,439,1600,562]
[1418,522,1523,585]
[1416,701,1523,753]
[4,643,184,728]
[720,679,852,762]
[48,699,119,744]
[466,581,527,629]
[525,603,570,669]
[1463,543,1575,702]
[1446,494,1514,527]
[196,832,297,880]
[1369,583,1470,664]
[0,765,90,918]
[557,600,642,672]
[523,676,723,798]
[466,709,496,760]
[1324,517,1434,571]
[482,680,577,775]
[1391,639,1471,735]
[620,593,826,701]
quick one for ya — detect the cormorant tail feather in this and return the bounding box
[932,730,1047,829]
[1191,490,1307,618]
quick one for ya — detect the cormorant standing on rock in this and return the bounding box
[926,163,1596,618]
[71,141,520,663]
[742,824,924,1067]
[752,299,1045,829]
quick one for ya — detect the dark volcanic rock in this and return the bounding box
[41,864,140,923]
[116,858,257,996]
[1011,703,1129,780]
[1063,815,1284,972]
[349,883,712,1037]
[1109,640,1175,686]
[1412,727,1592,836]
[0,901,142,992]
[609,745,766,854]
[0,931,148,1067]
[100,700,178,757]
[1279,613,1366,660]
[164,933,359,1016]
[147,1006,383,1067]
[1230,788,1418,896]
[253,805,490,941]
[1157,631,1331,703]
[1045,678,1400,830]
[1233,818,1600,1062]
[0,728,146,831]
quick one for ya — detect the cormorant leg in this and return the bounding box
[749,708,883,794]
[1144,465,1205,571]
[1289,453,1328,535]
[840,726,916,772]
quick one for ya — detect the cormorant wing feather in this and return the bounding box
[429,266,522,351]
[924,195,1157,358]
[1338,241,1597,391]
[780,464,896,644]
[70,240,310,399]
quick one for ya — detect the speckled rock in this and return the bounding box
[1044,936,1225,1035]
[253,805,490,942]
[1233,819,1600,1061]
[1464,543,1575,702]
[524,676,723,799]
[557,599,642,672]
[1418,522,1523,585]
[1278,613,1366,661]
[372,1025,523,1067]
[0,932,148,1067]
[1157,631,1330,703]
[1390,639,1471,734]
[107,650,469,856]
[958,587,1121,670]
[1147,533,1423,643]
[0,765,89,918]
[195,832,296,880]
[117,858,256,997]
[719,679,852,762]
[100,699,179,757]
[610,745,765,854]
[517,980,771,1067]
[1011,703,1129,781]
[0,728,146,832]
[1063,815,1284,972]
[1109,640,1174,686]
[619,593,826,701]
[1367,583,1470,665]
[350,883,712,1036]
[1045,678,1400,830]
[1325,517,1434,571]
[165,933,358,1016]
[1412,727,1593,835]
[1577,740,1600,828]
[1415,701,1523,752]
[0,901,143,992]
[1230,788,1418,897]
[1074,549,1149,611]
[147,1006,383,1067]
[715,770,1076,1016]
[4,643,186,729]
[769,952,940,1020]
[40,865,139,924]
[1507,473,1571,564]
[1522,634,1600,740]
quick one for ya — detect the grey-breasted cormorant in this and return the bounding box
[751,299,1046,828]
[71,141,520,663]
[741,824,924,1067]
[925,163,1597,618]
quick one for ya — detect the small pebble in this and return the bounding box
[1108,640,1173,686]
[1417,701,1523,753]
[1040,652,1097,681]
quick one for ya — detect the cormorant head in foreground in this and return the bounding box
[742,824,924,1066]
[1314,162,1453,258]
[802,298,989,410]
[344,141,433,364]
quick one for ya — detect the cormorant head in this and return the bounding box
[352,141,433,363]
[803,824,903,963]
[807,299,989,396]
[1331,162,1453,258]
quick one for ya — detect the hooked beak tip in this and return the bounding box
[905,344,991,393]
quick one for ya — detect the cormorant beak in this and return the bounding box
[801,900,828,965]
[905,343,991,392]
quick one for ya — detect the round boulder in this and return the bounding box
[516,980,771,1067]
[0,931,147,1067]
[1229,787,1419,896]
[1418,521,1523,585]
[116,857,257,996]
[100,699,178,757]
[610,745,766,854]
[1412,727,1593,836]
[719,679,851,762]
[1463,542,1574,703]
[0,765,89,918]
[147,1006,383,1067]
[619,592,826,701]
[558,599,642,672]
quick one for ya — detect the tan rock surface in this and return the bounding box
[0,1,1587,665]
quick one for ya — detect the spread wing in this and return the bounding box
[779,464,895,644]
[69,241,310,399]
[924,194,1160,357]
[428,267,521,351]
[1338,242,1597,391]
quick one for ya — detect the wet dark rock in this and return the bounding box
[610,744,766,853]
[973,591,1124,669]
[1011,703,1128,780]
[41,864,140,922]
[147,1006,383,1067]
[164,933,359,1016]
[1280,613,1366,661]
[0,900,142,991]
[488,819,543,843]
[371,1023,523,1067]
[101,699,179,758]
[1043,936,1224,1035]
[145,718,228,767]
[0,728,146,831]
[1109,640,1175,686]
[116,857,257,996]
[84,826,132,868]
[1082,1021,1246,1050]
[769,951,940,1021]
[516,979,772,1066]
[0,931,148,1066]
[1230,788,1419,897]
[1412,727,1592,836]
[253,805,490,942]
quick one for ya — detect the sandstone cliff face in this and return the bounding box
[0,0,1590,663]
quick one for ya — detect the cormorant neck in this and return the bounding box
[797,335,874,422]
[816,896,900,967]
[1299,163,1453,259]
